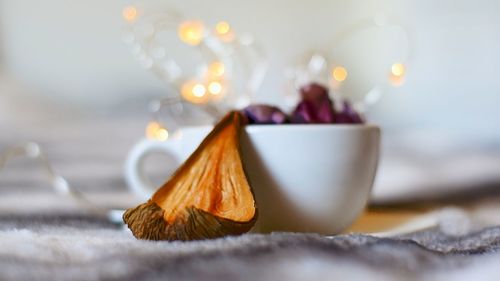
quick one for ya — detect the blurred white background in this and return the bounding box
[0,0,498,135]
[1,0,500,201]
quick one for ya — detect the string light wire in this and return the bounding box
[0,142,125,224]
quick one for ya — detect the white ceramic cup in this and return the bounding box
[125,124,380,234]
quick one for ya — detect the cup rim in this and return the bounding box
[178,123,379,133]
[245,123,380,134]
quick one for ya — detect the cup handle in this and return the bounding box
[125,138,182,200]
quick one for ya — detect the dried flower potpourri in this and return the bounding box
[242,83,364,125]
[242,104,288,124]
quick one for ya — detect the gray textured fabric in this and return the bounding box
[0,214,500,281]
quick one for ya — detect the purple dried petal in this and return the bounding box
[300,83,329,105]
[242,104,288,124]
[291,83,335,124]
[336,101,364,124]
[271,111,287,124]
[290,101,315,123]
[291,99,336,124]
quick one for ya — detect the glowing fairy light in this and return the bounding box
[155,128,169,141]
[214,21,235,42]
[391,63,405,77]
[178,21,205,46]
[122,6,138,22]
[181,80,209,104]
[208,81,223,95]
[389,63,406,86]
[208,61,225,77]
[215,21,231,35]
[146,121,160,138]
[192,84,206,97]
[332,66,348,82]
[146,121,169,141]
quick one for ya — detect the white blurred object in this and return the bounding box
[372,207,473,237]
[372,130,500,203]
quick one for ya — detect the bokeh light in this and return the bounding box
[181,80,209,104]
[122,6,138,22]
[178,21,205,46]
[215,21,231,35]
[332,66,348,82]
[155,128,169,141]
[192,84,206,97]
[391,63,405,77]
[207,61,225,77]
[146,121,169,141]
[208,81,223,95]
[214,21,235,42]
